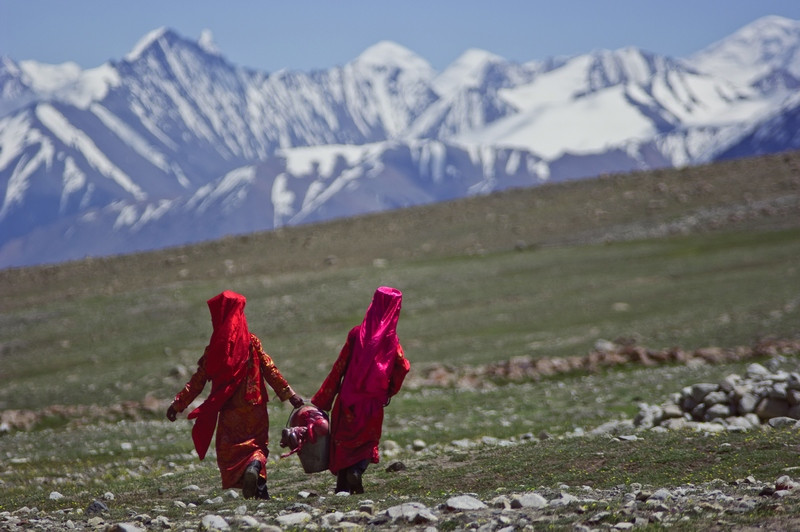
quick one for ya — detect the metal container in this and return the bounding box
[287,405,330,474]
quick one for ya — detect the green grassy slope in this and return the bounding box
[1,151,800,528]
[1,150,798,413]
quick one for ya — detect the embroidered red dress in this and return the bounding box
[171,291,296,489]
[311,287,410,474]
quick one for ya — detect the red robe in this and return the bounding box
[172,291,295,488]
[312,287,410,474]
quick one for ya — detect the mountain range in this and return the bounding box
[1,15,799,268]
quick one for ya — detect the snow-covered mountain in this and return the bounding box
[688,15,800,90]
[1,16,799,268]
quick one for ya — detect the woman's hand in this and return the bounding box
[290,394,305,408]
[166,404,178,422]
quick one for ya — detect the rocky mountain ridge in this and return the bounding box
[2,16,800,268]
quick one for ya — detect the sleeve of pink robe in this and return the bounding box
[387,344,410,399]
[311,328,356,411]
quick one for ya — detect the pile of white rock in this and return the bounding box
[633,362,800,433]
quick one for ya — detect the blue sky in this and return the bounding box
[2,1,800,72]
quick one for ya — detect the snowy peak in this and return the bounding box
[0,56,36,117]
[197,29,221,56]
[352,40,434,77]
[15,60,119,109]
[123,26,224,66]
[125,27,172,62]
[581,47,694,91]
[343,40,438,138]
[497,47,677,114]
[18,60,83,93]
[434,48,509,95]
[689,15,800,87]
[444,48,507,78]
[461,43,765,159]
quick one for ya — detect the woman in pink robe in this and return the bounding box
[166,290,304,499]
[312,286,410,494]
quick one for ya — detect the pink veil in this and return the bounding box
[339,286,402,402]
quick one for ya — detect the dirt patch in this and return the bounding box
[407,337,800,390]
[0,393,164,432]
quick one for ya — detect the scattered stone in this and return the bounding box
[107,523,144,532]
[276,512,312,527]
[133,513,152,524]
[776,475,799,491]
[48,491,64,500]
[384,502,438,524]
[385,461,406,472]
[769,416,797,429]
[588,511,611,523]
[382,440,401,453]
[648,488,673,502]
[200,514,230,530]
[86,500,109,514]
[231,515,261,528]
[6,342,800,531]
[481,435,499,446]
[549,492,580,507]
[591,419,635,435]
[511,493,548,509]
[491,495,512,509]
[358,500,375,515]
[321,511,344,527]
[446,495,487,511]
[152,515,171,528]
[285,502,314,513]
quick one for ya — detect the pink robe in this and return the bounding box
[312,287,410,474]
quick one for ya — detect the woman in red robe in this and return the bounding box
[167,290,304,499]
[312,286,410,494]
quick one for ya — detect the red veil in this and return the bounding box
[187,291,261,459]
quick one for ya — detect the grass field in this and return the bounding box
[1,150,799,528]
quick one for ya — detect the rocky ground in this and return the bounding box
[4,341,800,530]
[3,468,800,531]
